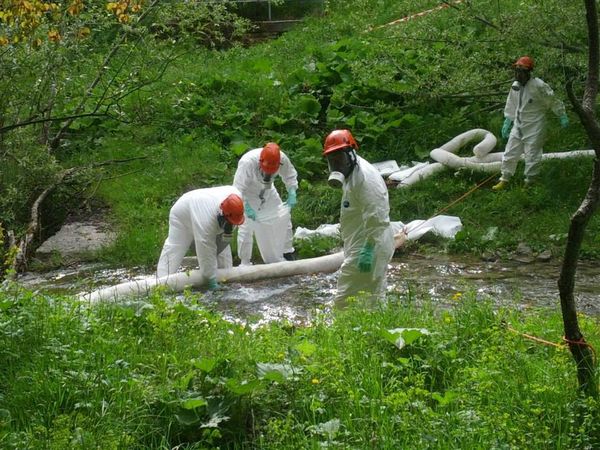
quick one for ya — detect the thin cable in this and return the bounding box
[406,172,497,235]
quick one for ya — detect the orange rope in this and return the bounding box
[432,173,497,218]
[506,325,598,365]
[407,172,497,235]
[369,0,464,31]
[506,325,565,349]
[563,336,598,364]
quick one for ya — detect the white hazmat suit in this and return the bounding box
[500,77,566,182]
[156,186,242,281]
[336,155,395,301]
[234,148,298,265]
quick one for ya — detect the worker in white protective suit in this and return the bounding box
[492,56,569,190]
[322,129,395,302]
[156,186,245,290]
[234,143,298,265]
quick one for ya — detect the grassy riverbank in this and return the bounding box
[0,285,598,448]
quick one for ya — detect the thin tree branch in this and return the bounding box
[49,0,161,149]
[90,156,148,168]
[0,112,110,134]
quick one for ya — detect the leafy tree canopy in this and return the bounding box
[0,0,143,45]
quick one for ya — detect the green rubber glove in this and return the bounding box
[244,201,256,221]
[501,117,513,140]
[286,188,297,208]
[560,114,569,128]
[357,242,375,273]
[207,277,220,291]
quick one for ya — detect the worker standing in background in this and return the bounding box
[234,143,298,265]
[156,186,245,290]
[322,129,395,303]
[493,55,569,190]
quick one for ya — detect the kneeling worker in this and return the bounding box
[156,186,245,290]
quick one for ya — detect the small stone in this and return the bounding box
[516,242,533,255]
[536,250,552,262]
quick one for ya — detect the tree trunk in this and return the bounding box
[8,168,76,277]
[558,159,599,397]
[557,0,600,397]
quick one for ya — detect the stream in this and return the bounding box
[16,253,600,326]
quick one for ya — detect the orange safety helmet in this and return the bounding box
[259,142,281,175]
[220,193,245,225]
[513,56,534,71]
[322,129,359,155]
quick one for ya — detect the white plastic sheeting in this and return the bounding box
[295,215,462,242]
[371,160,401,177]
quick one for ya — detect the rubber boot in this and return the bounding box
[492,180,508,191]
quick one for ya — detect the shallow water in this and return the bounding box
[17,253,600,325]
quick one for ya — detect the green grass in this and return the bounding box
[0,286,598,448]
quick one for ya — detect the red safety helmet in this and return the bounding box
[220,193,245,225]
[322,129,359,155]
[513,56,534,71]
[259,142,281,175]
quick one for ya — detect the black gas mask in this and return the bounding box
[514,67,531,87]
[260,171,273,185]
[216,214,234,254]
[326,148,357,188]
[217,215,234,241]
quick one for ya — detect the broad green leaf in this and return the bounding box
[181,396,207,410]
[432,390,459,406]
[256,362,299,382]
[263,115,289,128]
[384,328,430,349]
[294,95,321,116]
[402,329,425,346]
[193,357,217,373]
[226,378,262,395]
[175,409,200,426]
[295,340,317,357]
[231,141,249,156]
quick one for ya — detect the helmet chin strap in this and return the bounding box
[347,149,357,173]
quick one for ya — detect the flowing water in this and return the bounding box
[16,253,600,325]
